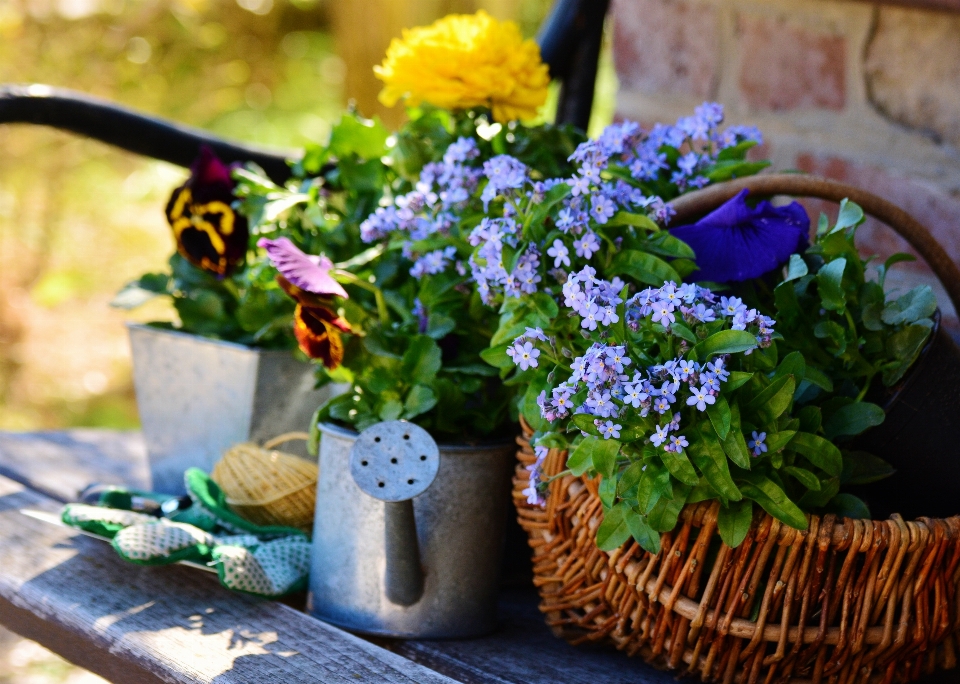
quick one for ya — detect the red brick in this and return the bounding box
[737,14,846,112]
[795,152,960,332]
[612,0,718,99]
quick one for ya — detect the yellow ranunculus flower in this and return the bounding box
[374,10,550,123]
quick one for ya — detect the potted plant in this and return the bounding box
[485,108,960,680]
[236,10,589,637]
[113,148,346,493]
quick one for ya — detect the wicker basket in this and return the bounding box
[512,175,960,684]
[211,432,317,530]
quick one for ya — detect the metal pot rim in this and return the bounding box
[317,421,516,451]
[126,322,296,357]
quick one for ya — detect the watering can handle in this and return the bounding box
[383,501,425,606]
[668,173,960,317]
[0,84,297,184]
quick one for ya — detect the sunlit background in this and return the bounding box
[0,0,617,434]
[0,1,614,678]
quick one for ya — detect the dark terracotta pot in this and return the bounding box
[849,315,960,520]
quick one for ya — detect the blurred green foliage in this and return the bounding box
[0,0,615,430]
[0,0,346,429]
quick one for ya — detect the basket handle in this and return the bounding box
[263,432,311,450]
[668,173,960,316]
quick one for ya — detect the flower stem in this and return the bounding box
[333,270,390,323]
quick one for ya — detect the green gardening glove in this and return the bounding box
[61,469,311,597]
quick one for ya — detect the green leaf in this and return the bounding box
[618,461,645,496]
[379,398,403,421]
[704,160,771,182]
[596,502,632,551]
[571,413,602,437]
[790,432,843,477]
[647,483,691,532]
[817,213,830,236]
[774,351,806,384]
[881,285,937,326]
[717,500,753,548]
[832,199,865,233]
[403,385,437,419]
[814,320,847,353]
[607,250,681,288]
[784,254,808,282]
[599,476,618,509]
[671,322,697,344]
[816,258,847,312]
[719,425,752,470]
[521,371,553,431]
[329,113,390,159]
[765,430,796,453]
[738,472,808,530]
[637,463,672,514]
[608,211,660,232]
[480,343,514,370]
[725,371,754,391]
[841,451,895,485]
[692,330,759,361]
[802,366,834,392]
[688,425,742,501]
[783,466,821,491]
[425,313,456,340]
[659,445,700,487]
[707,396,732,440]
[645,232,696,260]
[882,324,931,386]
[567,436,621,477]
[401,336,442,384]
[624,507,661,554]
[111,273,171,309]
[798,477,840,509]
[829,493,871,520]
[823,402,885,439]
[744,375,795,424]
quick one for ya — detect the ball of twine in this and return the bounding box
[211,432,317,531]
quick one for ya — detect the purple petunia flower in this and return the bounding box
[669,189,809,283]
[258,237,349,298]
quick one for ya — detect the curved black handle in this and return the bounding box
[538,0,611,131]
[0,84,297,184]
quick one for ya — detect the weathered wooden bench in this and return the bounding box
[2,431,955,683]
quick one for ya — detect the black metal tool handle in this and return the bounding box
[0,84,297,184]
[383,500,425,606]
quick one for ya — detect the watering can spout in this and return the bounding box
[349,421,440,608]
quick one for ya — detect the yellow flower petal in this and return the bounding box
[374,10,549,123]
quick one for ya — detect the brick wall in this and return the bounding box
[611,0,960,334]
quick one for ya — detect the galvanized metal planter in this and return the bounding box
[308,421,515,639]
[128,323,334,494]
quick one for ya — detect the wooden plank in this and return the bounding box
[0,430,149,502]
[0,474,456,684]
[392,589,676,684]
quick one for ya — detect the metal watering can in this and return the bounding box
[307,421,515,638]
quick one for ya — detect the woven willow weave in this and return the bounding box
[514,430,960,684]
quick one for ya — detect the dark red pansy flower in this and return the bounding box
[293,304,352,370]
[276,275,352,369]
[166,146,248,276]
